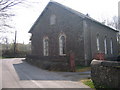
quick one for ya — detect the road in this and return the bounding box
[2,58,90,88]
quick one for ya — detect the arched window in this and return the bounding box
[104,36,107,54]
[110,38,113,54]
[59,34,66,55]
[50,14,56,25]
[117,34,119,42]
[43,37,49,56]
[96,34,100,51]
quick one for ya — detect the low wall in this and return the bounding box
[25,55,70,71]
[91,60,120,88]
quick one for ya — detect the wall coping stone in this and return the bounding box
[91,59,120,68]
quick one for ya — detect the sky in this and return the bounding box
[6,0,120,44]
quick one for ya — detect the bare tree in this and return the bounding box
[107,16,118,29]
[0,0,27,33]
[0,0,39,44]
[0,0,23,11]
[100,16,118,30]
[0,0,40,32]
[0,0,24,44]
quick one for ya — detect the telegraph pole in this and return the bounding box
[14,30,17,57]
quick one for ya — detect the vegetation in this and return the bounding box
[76,65,91,72]
[81,79,95,88]
[81,79,113,89]
[0,0,39,44]
[1,43,31,58]
[0,0,32,33]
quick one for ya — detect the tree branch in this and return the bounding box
[0,0,22,11]
[0,0,9,5]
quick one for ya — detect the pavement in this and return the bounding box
[1,58,91,88]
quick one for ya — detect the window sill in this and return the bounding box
[59,54,66,56]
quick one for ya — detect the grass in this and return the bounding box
[81,79,95,88]
[76,65,91,72]
[0,56,2,59]
[49,65,91,72]
[81,79,112,89]
[0,56,15,59]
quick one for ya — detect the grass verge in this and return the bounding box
[81,79,95,88]
[0,56,2,59]
[81,79,112,89]
[0,56,15,59]
[76,65,91,72]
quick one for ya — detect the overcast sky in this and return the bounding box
[7,0,120,44]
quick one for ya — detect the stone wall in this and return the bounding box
[30,2,86,66]
[26,55,70,71]
[91,60,120,88]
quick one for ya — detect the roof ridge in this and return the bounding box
[29,1,118,33]
[50,1,118,32]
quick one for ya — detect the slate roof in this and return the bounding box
[29,1,119,33]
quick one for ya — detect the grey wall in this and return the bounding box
[31,3,85,65]
[83,18,118,65]
[85,19,118,59]
[30,2,118,66]
[83,19,92,65]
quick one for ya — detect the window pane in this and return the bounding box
[96,35,100,51]
[59,35,66,55]
[43,38,49,56]
[110,39,113,54]
[104,37,107,54]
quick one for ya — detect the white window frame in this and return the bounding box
[104,37,107,54]
[59,34,66,56]
[117,34,119,42]
[43,37,49,56]
[110,39,113,54]
[96,35,100,51]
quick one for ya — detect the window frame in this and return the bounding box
[104,36,107,54]
[110,38,113,54]
[43,36,49,56]
[96,34,100,51]
[59,33,66,56]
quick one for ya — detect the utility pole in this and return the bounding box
[14,30,17,57]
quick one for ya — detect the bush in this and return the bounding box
[2,49,30,58]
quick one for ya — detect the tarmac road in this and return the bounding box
[2,58,90,88]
